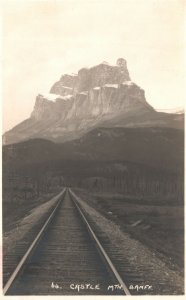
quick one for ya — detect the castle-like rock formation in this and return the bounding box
[4,58,169,144]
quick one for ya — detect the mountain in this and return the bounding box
[3,127,184,172]
[3,125,184,202]
[3,58,184,145]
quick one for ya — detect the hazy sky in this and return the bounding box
[2,0,185,132]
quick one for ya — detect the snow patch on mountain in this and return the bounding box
[79,91,88,95]
[38,93,73,102]
[122,81,135,86]
[104,84,118,88]
[156,107,184,114]
[60,95,73,100]
[38,93,61,101]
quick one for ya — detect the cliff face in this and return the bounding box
[31,58,152,130]
[32,81,150,122]
[4,58,183,145]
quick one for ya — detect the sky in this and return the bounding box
[2,0,185,132]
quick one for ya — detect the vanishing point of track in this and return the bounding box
[3,188,131,295]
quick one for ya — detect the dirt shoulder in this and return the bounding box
[4,190,65,255]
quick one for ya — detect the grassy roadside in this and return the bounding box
[73,188,184,276]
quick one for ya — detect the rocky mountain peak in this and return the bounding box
[5,57,183,145]
[116,57,127,68]
[50,58,130,96]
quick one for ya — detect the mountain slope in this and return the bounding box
[3,127,184,172]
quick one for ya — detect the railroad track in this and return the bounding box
[3,188,131,295]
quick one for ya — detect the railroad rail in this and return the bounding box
[69,188,130,295]
[3,188,67,295]
[3,188,131,295]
